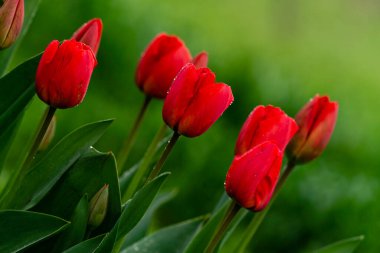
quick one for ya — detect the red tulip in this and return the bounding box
[0,0,24,49]
[286,95,338,164]
[225,141,283,211]
[35,39,97,109]
[235,105,298,156]
[72,18,103,55]
[162,63,234,137]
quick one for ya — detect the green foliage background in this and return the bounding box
[4,0,379,252]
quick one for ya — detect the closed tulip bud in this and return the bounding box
[235,105,298,156]
[35,39,97,109]
[71,18,103,55]
[192,51,208,68]
[135,33,192,98]
[88,184,109,228]
[0,0,24,49]
[38,115,56,151]
[286,95,338,164]
[225,142,283,211]
[162,63,234,137]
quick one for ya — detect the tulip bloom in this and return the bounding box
[0,0,24,49]
[225,141,283,211]
[72,18,103,55]
[286,95,338,164]
[35,39,97,109]
[235,105,298,156]
[162,63,234,137]
[136,33,207,99]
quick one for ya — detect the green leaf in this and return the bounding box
[63,234,105,253]
[314,235,364,253]
[0,55,41,170]
[122,216,205,253]
[0,0,43,75]
[0,210,68,253]
[51,195,89,252]
[122,191,175,248]
[184,200,231,253]
[95,173,170,253]
[33,147,121,233]
[1,119,113,209]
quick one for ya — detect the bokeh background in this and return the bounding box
[6,0,380,252]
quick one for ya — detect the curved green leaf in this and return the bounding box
[63,234,105,253]
[0,210,68,253]
[122,216,205,253]
[95,173,170,253]
[121,191,175,248]
[314,235,364,253]
[0,55,41,172]
[1,119,113,209]
[0,0,43,75]
[33,148,121,233]
[184,200,231,253]
[51,195,89,252]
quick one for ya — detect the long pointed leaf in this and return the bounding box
[122,217,205,253]
[0,210,68,253]
[314,235,364,253]
[1,119,113,209]
[0,0,43,75]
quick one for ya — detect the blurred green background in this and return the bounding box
[5,0,380,252]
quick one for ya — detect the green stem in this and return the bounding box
[122,123,168,202]
[145,131,180,183]
[0,106,56,207]
[204,201,241,253]
[118,96,152,173]
[237,160,296,253]
[20,106,57,173]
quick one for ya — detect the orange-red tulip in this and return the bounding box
[0,0,24,49]
[72,18,103,55]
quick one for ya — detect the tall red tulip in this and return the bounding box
[286,95,338,164]
[162,63,234,137]
[72,18,103,55]
[235,105,298,156]
[135,33,208,99]
[225,141,283,211]
[0,0,24,49]
[35,39,97,109]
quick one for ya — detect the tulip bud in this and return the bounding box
[35,39,97,109]
[286,95,338,164]
[38,115,56,151]
[71,18,103,55]
[162,63,234,137]
[192,51,208,68]
[225,142,283,211]
[235,105,298,156]
[135,33,192,98]
[88,184,109,228]
[0,0,24,49]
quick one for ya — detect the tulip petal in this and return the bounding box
[136,33,192,98]
[178,81,233,137]
[225,142,282,211]
[192,51,208,68]
[235,105,298,155]
[72,18,103,55]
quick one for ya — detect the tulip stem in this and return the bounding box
[145,131,180,183]
[122,123,168,202]
[0,106,56,207]
[118,96,152,174]
[204,201,241,253]
[236,160,296,253]
[22,106,57,173]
